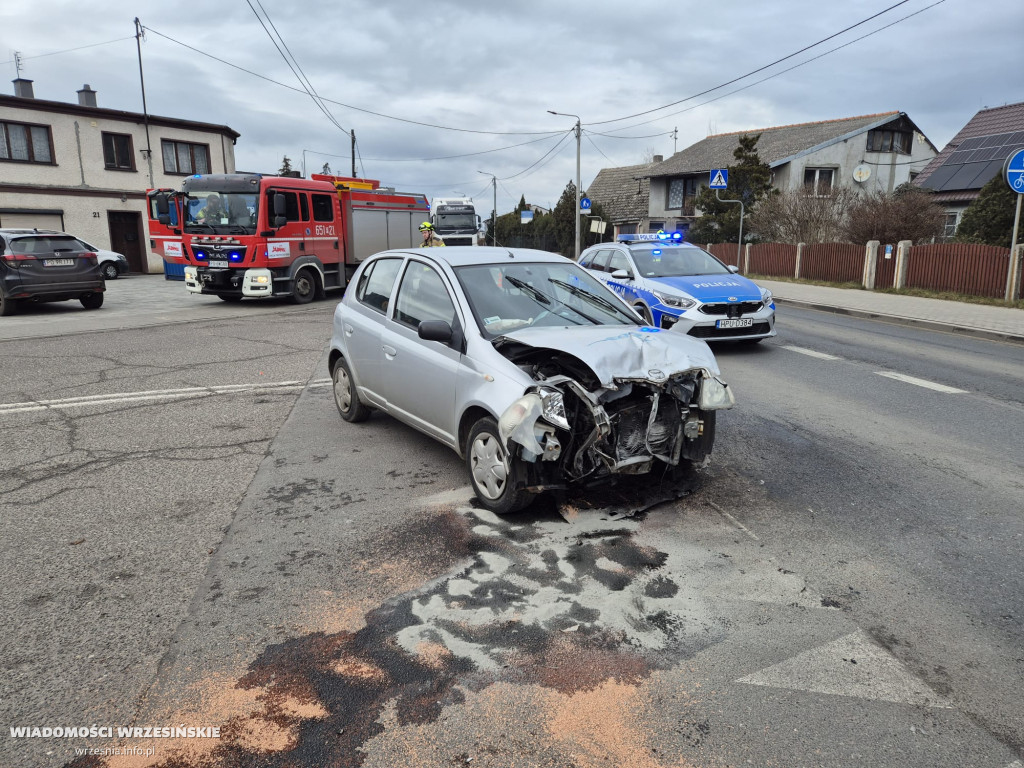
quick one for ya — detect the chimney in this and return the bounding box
[77,84,97,107]
[13,78,34,99]
[653,155,663,163]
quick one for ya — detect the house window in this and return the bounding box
[0,120,53,164]
[648,221,665,233]
[102,132,135,171]
[617,224,637,236]
[161,139,210,175]
[943,212,959,240]
[803,167,835,196]
[667,177,700,211]
[866,129,912,154]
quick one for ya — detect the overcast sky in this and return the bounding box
[2,0,1022,214]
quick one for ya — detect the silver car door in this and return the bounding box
[344,256,405,407]
[378,259,463,446]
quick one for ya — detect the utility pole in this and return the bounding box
[478,171,497,246]
[351,130,357,177]
[548,111,582,259]
[672,127,678,154]
[134,18,154,187]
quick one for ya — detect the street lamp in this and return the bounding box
[478,171,497,246]
[548,110,582,260]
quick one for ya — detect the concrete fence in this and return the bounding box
[706,241,1024,301]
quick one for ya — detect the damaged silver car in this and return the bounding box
[328,247,735,514]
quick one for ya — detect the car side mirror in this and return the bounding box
[158,214,170,226]
[418,320,453,343]
[274,215,287,228]
[727,265,740,274]
[610,269,632,280]
[155,193,170,216]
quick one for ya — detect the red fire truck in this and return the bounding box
[149,173,430,302]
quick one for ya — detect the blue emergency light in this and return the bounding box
[617,231,685,243]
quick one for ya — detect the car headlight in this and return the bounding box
[651,290,696,310]
[537,387,569,430]
[698,376,736,410]
[761,288,773,304]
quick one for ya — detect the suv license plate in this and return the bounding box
[208,260,229,269]
[717,318,753,329]
[43,258,74,267]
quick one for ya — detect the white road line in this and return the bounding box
[0,379,321,415]
[708,500,760,541]
[781,345,843,361]
[875,372,967,394]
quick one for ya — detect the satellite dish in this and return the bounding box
[853,164,872,183]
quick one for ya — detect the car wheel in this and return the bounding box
[218,294,244,302]
[466,417,532,514]
[332,357,370,423]
[101,263,120,280]
[634,303,653,325]
[291,268,317,305]
[0,293,18,317]
[80,293,104,310]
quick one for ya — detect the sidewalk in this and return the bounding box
[758,279,1024,344]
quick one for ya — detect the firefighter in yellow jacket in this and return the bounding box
[418,221,445,247]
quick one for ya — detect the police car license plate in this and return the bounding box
[208,260,229,268]
[717,318,753,329]
[43,258,74,267]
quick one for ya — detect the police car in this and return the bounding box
[578,232,776,343]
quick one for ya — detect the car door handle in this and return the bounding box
[382,345,397,358]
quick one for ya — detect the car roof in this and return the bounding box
[368,246,575,268]
[0,228,67,236]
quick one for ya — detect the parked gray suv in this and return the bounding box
[0,230,105,316]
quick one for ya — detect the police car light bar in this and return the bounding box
[617,231,685,243]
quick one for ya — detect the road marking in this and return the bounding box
[874,372,967,394]
[708,500,759,540]
[781,345,842,361]
[0,379,328,415]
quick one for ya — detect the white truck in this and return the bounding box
[430,197,482,246]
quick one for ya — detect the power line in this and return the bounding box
[143,25,564,138]
[501,131,575,181]
[587,0,916,127]
[583,132,615,165]
[592,0,948,135]
[245,1,350,136]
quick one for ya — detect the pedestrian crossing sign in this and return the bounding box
[710,169,728,189]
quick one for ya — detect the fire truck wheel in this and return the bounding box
[292,268,317,304]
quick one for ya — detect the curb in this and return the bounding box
[774,297,1024,346]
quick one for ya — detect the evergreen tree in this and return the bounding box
[278,155,293,176]
[551,180,579,258]
[955,174,1018,247]
[321,162,332,175]
[688,134,774,244]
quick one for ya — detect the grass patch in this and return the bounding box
[748,273,1024,310]
[875,286,1024,310]
[747,273,863,290]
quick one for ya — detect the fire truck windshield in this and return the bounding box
[435,212,477,231]
[184,190,259,234]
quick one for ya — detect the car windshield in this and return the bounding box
[184,189,259,234]
[629,244,731,277]
[455,261,639,338]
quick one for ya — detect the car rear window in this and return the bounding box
[8,236,86,255]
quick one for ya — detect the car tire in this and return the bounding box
[634,303,653,325]
[466,417,532,515]
[0,294,18,317]
[101,263,120,280]
[291,268,317,305]
[80,293,104,310]
[218,294,244,302]
[332,356,371,423]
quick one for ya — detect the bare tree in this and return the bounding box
[843,184,945,245]
[749,187,857,244]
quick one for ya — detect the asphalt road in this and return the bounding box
[1,284,1021,768]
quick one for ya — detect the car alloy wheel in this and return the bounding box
[101,263,119,280]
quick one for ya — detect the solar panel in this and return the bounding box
[924,131,1024,191]
[957,137,985,151]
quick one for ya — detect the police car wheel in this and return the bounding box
[633,303,653,325]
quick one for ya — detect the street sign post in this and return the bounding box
[709,169,728,189]
[1004,149,1024,301]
